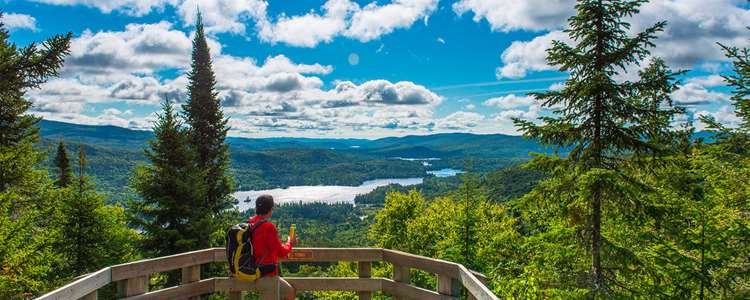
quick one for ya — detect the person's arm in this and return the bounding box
[266,223,293,259]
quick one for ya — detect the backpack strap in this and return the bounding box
[241,219,267,243]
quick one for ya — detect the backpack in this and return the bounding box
[225,220,271,282]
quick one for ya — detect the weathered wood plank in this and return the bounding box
[182,265,200,300]
[381,279,457,300]
[111,249,217,281]
[458,265,499,300]
[37,267,111,300]
[358,262,373,300]
[119,278,214,300]
[79,291,97,300]
[438,274,461,297]
[393,265,410,300]
[117,275,148,298]
[285,278,381,291]
[227,291,243,300]
[285,248,383,262]
[383,249,460,278]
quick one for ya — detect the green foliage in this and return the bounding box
[183,12,234,214]
[369,190,426,250]
[719,31,750,128]
[55,146,138,278]
[53,139,73,187]
[0,14,72,298]
[354,175,461,206]
[246,202,372,248]
[513,0,683,291]
[129,101,213,258]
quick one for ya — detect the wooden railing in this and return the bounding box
[36,248,498,300]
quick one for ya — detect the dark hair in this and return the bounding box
[255,194,274,215]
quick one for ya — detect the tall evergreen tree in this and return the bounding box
[130,100,210,259]
[53,139,73,187]
[57,146,115,275]
[513,0,682,291]
[182,11,234,215]
[719,31,750,129]
[0,13,71,297]
[701,28,750,155]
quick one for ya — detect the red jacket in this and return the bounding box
[247,215,292,277]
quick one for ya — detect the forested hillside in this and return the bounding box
[38,119,544,195]
[3,1,750,299]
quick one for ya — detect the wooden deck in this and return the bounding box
[36,248,498,300]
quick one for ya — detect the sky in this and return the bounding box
[2,0,749,138]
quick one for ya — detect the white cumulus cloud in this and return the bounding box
[453,0,574,32]
[1,13,38,31]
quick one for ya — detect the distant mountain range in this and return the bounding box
[39,119,548,159]
[37,119,556,200]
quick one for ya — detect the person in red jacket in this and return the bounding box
[247,194,296,300]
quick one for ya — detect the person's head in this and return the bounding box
[255,194,274,217]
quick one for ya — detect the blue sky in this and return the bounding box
[3,0,748,138]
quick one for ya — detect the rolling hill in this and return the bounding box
[38,119,548,201]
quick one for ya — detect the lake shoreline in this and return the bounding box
[233,168,462,211]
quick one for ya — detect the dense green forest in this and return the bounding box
[38,119,540,197]
[3,0,750,299]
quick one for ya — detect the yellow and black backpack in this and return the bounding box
[225,220,274,282]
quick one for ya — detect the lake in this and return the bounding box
[233,168,461,210]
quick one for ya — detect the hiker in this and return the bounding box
[247,194,296,300]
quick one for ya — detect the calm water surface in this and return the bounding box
[233,168,461,210]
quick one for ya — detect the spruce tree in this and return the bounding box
[53,138,73,187]
[719,32,750,129]
[0,13,71,297]
[513,0,682,291]
[182,12,234,216]
[701,28,750,154]
[56,145,137,277]
[130,100,210,260]
[58,146,103,274]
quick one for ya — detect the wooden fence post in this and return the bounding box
[228,291,244,300]
[438,274,461,297]
[117,275,148,298]
[358,262,372,300]
[393,265,410,300]
[182,265,200,300]
[79,291,97,300]
[259,277,280,300]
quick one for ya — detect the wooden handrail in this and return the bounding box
[36,248,499,300]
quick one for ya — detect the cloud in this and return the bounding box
[672,82,731,106]
[29,0,440,45]
[178,0,268,34]
[108,75,185,102]
[483,94,536,109]
[351,80,442,105]
[256,0,356,47]
[436,111,484,130]
[494,104,541,122]
[696,105,741,129]
[494,0,750,79]
[344,0,438,42]
[255,0,438,47]
[686,75,726,88]
[29,0,172,16]
[1,13,38,31]
[496,31,569,79]
[632,0,750,69]
[65,22,193,76]
[453,0,575,32]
